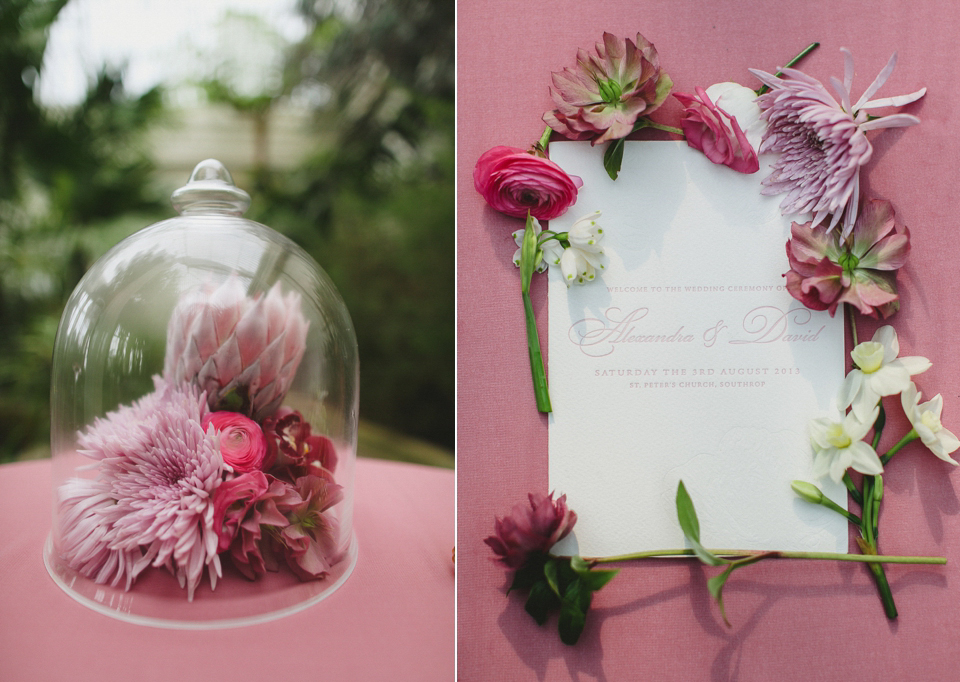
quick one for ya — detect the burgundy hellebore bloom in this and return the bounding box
[485,492,578,568]
[785,198,909,318]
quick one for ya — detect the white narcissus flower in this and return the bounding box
[810,407,883,483]
[901,382,960,465]
[511,217,562,272]
[704,82,766,152]
[840,325,930,421]
[558,211,605,287]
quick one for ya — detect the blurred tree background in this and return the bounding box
[0,0,454,466]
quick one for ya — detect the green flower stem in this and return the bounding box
[585,549,944,565]
[859,474,898,618]
[644,121,683,136]
[820,495,862,526]
[842,472,864,506]
[872,403,887,450]
[520,213,551,413]
[536,125,553,155]
[757,42,821,95]
[847,302,859,356]
[880,429,919,465]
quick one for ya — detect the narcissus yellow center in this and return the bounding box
[825,422,852,449]
[921,411,942,433]
[852,341,885,374]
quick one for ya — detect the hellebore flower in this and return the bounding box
[840,326,931,422]
[262,407,338,480]
[674,83,764,173]
[901,383,960,465]
[544,32,673,145]
[810,407,883,483]
[785,199,910,318]
[484,492,577,568]
[750,49,925,235]
[474,146,582,221]
[164,278,310,421]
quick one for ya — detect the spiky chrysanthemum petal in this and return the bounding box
[58,379,224,599]
[750,49,925,236]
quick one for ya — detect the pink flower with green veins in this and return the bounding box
[785,199,910,318]
[543,32,673,145]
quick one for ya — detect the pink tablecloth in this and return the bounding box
[458,2,960,680]
[0,458,453,682]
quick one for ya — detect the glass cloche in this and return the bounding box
[44,160,359,628]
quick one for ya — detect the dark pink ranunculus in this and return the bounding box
[484,492,577,568]
[203,411,267,472]
[473,146,582,221]
[674,84,761,174]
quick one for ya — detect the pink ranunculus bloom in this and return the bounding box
[544,32,673,145]
[473,146,582,221]
[203,411,268,472]
[484,492,577,568]
[674,83,762,173]
[784,198,909,318]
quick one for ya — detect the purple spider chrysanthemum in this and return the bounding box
[750,49,925,236]
[58,379,224,600]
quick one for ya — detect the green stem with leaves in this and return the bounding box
[586,549,944,565]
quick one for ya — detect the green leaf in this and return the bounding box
[508,554,548,593]
[558,579,591,645]
[676,480,725,566]
[524,579,560,626]
[543,557,561,596]
[570,555,619,591]
[707,565,736,627]
[603,139,625,180]
[578,568,619,592]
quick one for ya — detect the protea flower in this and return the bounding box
[750,49,925,236]
[784,198,909,319]
[544,32,673,144]
[484,492,577,569]
[58,380,224,599]
[164,278,309,420]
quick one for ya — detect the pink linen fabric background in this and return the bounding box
[457,1,960,679]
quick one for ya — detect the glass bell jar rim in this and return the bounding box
[45,159,359,628]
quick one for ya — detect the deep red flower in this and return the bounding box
[485,492,577,568]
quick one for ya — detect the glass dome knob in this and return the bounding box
[170,158,252,216]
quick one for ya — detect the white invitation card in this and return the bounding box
[548,141,847,556]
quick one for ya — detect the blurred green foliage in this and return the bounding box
[0,0,454,462]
